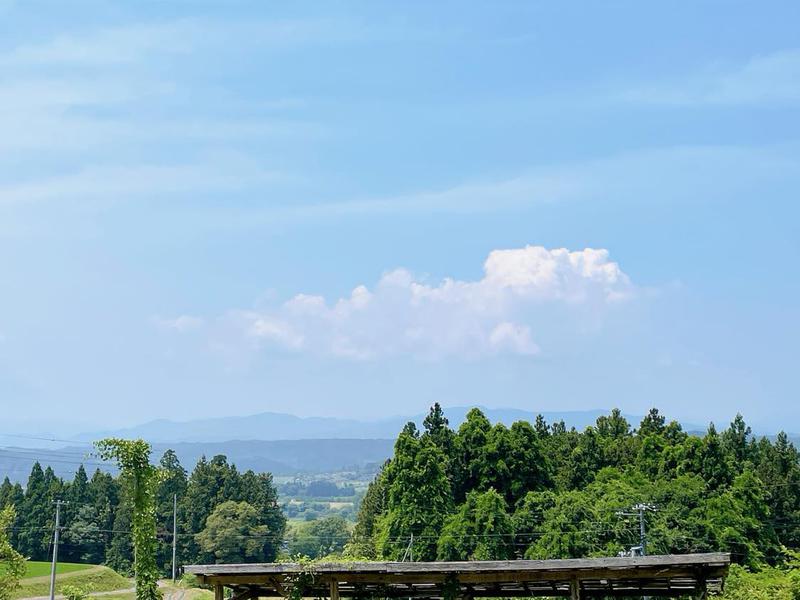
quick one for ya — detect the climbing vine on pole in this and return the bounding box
[95,439,162,600]
[0,505,26,600]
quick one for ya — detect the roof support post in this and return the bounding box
[214,584,225,600]
[694,577,708,600]
[329,579,340,600]
[570,578,582,600]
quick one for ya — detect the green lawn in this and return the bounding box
[22,561,95,579]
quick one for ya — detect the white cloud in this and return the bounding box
[619,49,800,107]
[183,246,634,360]
[154,315,204,332]
[489,322,539,356]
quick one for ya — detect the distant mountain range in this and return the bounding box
[0,438,396,483]
[4,407,791,484]
[74,407,659,443]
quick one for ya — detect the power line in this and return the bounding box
[0,433,95,447]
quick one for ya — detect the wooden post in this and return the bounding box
[329,579,340,600]
[215,584,224,600]
[570,578,581,600]
[695,578,708,600]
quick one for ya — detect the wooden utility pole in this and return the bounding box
[171,493,178,582]
[49,500,68,600]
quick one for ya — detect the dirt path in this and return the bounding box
[20,578,190,600]
[19,588,135,600]
[161,585,187,600]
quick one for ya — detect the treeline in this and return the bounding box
[278,479,356,498]
[349,405,800,567]
[0,451,285,573]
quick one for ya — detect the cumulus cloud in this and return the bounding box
[196,246,634,360]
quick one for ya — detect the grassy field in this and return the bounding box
[12,564,131,599]
[19,562,95,579]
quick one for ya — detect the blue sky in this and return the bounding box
[0,1,798,434]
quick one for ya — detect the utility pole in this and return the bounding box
[401,533,414,562]
[617,503,656,556]
[617,503,656,600]
[49,500,68,600]
[171,493,178,582]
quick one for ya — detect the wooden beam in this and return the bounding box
[330,579,340,600]
[214,584,225,600]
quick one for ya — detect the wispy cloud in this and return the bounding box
[618,49,800,107]
[0,22,198,67]
[153,315,204,332]
[0,16,415,70]
[169,246,635,360]
[232,143,800,224]
[0,159,283,206]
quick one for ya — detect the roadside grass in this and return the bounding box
[12,565,131,599]
[180,587,214,600]
[162,581,214,600]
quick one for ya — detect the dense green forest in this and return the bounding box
[348,405,800,568]
[0,452,285,574]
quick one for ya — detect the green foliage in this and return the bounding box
[195,501,270,563]
[345,463,387,559]
[286,516,351,559]
[60,584,89,600]
[95,439,162,600]
[353,403,800,595]
[437,488,513,560]
[182,455,285,565]
[6,447,284,576]
[280,556,316,600]
[374,424,453,560]
[719,563,800,600]
[0,506,26,600]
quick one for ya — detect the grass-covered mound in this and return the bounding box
[12,564,131,599]
[18,561,94,579]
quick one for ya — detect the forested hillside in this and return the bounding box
[3,403,800,593]
[0,452,285,574]
[349,405,800,568]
